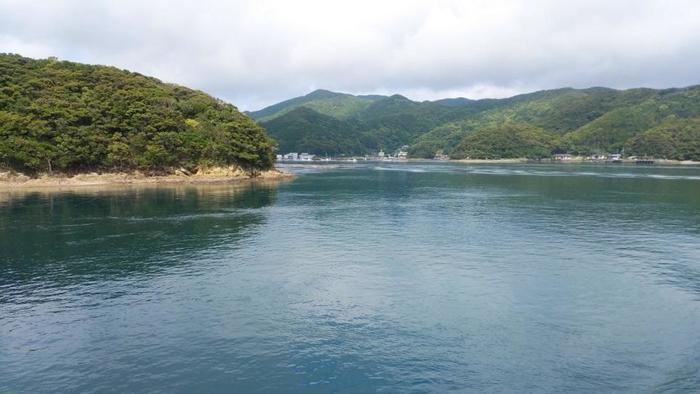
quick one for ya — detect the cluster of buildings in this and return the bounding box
[274,150,660,165]
[277,150,643,163]
[276,153,316,161]
[554,153,624,163]
[277,146,411,162]
[377,146,409,160]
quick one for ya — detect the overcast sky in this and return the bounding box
[2,0,700,110]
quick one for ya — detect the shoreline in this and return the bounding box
[451,158,700,165]
[280,157,700,166]
[0,168,295,190]
[450,158,529,164]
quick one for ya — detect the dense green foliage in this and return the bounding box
[257,86,700,160]
[260,93,467,154]
[625,117,700,160]
[248,89,383,122]
[450,122,556,159]
[261,107,365,155]
[0,54,275,173]
[416,86,700,159]
[561,89,700,155]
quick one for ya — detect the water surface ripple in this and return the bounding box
[1,163,700,392]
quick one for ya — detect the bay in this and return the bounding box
[1,162,699,392]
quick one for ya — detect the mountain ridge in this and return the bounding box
[258,85,700,160]
[248,89,386,123]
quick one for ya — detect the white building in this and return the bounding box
[299,153,315,161]
[434,151,449,161]
[395,145,409,159]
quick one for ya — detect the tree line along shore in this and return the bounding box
[0,54,276,179]
[2,53,700,186]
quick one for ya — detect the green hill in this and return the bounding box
[410,87,668,157]
[261,107,365,155]
[562,87,700,154]
[256,86,700,160]
[450,122,557,159]
[0,54,275,174]
[248,89,384,122]
[259,93,475,154]
[625,117,700,160]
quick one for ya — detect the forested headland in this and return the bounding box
[0,54,276,175]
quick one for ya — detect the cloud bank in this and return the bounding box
[1,0,700,109]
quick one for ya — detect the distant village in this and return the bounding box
[278,148,655,164]
[552,153,655,164]
[277,146,413,162]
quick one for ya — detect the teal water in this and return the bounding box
[1,162,700,392]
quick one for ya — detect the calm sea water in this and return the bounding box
[1,162,700,393]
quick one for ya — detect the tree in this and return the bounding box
[0,53,276,174]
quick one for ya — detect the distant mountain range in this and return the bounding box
[250,87,700,160]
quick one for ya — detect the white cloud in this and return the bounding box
[1,0,700,110]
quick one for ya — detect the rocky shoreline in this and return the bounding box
[0,167,294,190]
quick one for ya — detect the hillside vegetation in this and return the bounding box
[248,89,384,123]
[0,54,275,174]
[257,91,475,155]
[625,117,700,160]
[451,122,556,159]
[255,86,700,160]
[261,107,365,155]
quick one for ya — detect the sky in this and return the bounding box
[1,0,700,111]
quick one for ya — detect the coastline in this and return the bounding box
[633,159,700,166]
[0,167,294,190]
[450,158,700,165]
[450,158,529,164]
